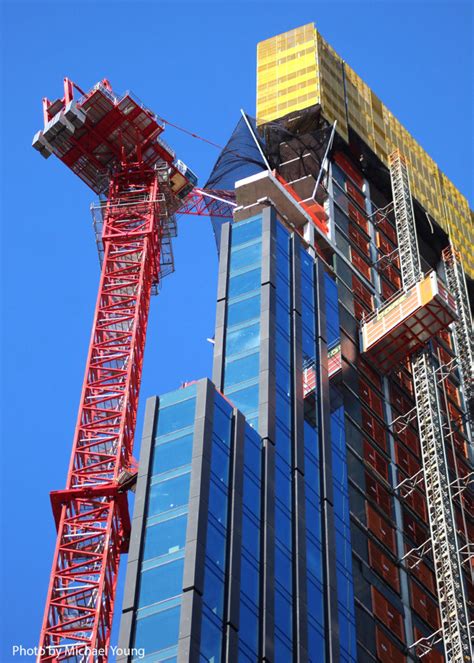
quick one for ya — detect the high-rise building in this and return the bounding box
[118,23,473,663]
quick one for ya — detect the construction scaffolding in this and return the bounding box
[442,245,473,407]
[388,150,472,662]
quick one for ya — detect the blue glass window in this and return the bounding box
[138,558,184,608]
[230,241,262,272]
[152,432,193,477]
[143,513,187,561]
[227,294,260,327]
[239,599,259,653]
[225,383,259,416]
[232,217,262,246]
[134,603,181,653]
[228,268,261,298]
[226,322,260,357]
[200,612,223,663]
[202,561,225,618]
[157,398,196,437]
[148,472,191,516]
[224,352,259,389]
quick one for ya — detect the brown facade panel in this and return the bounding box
[375,626,406,662]
[366,503,396,555]
[410,582,440,631]
[362,409,387,453]
[403,508,429,548]
[368,540,400,594]
[371,587,405,643]
[366,472,392,517]
[360,379,384,419]
[364,440,389,482]
[410,559,436,596]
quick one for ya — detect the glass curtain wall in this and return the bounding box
[133,385,198,661]
[273,222,293,662]
[325,274,357,663]
[300,247,325,662]
[238,425,263,662]
[224,215,262,429]
[200,393,234,663]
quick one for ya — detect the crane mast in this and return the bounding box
[33,79,199,662]
[388,151,472,662]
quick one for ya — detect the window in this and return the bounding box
[403,508,429,547]
[224,352,259,389]
[352,274,373,312]
[364,440,389,481]
[143,513,188,561]
[225,382,259,416]
[229,241,261,273]
[226,322,260,357]
[366,472,392,516]
[361,409,387,452]
[232,216,262,246]
[375,627,407,663]
[351,249,372,281]
[333,152,364,188]
[157,398,196,437]
[411,582,440,630]
[395,444,421,478]
[359,379,384,419]
[138,558,184,608]
[133,603,181,653]
[345,180,365,209]
[148,472,191,516]
[200,612,223,663]
[228,268,261,298]
[410,559,436,595]
[227,294,260,327]
[152,433,194,477]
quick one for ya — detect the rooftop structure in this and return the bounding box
[257,23,474,280]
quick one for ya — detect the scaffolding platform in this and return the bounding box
[360,272,457,372]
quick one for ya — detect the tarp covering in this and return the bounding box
[205,108,333,251]
[204,114,267,250]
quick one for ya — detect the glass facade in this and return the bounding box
[120,140,471,663]
[134,385,197,663]
[325,274,357,663]
[224,215,262,429]
[238,425,262,662]
[199,392,233,663]
[301,248,325,663]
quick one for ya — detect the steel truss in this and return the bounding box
[389,150,472,662]
[442,245,473,406]
[38,164,164,662]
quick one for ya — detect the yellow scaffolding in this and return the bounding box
[256,23,473,279]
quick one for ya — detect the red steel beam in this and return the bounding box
[38,163,162,662]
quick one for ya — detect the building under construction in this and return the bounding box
[34,22,472,663]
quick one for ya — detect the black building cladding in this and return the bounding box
[118,108,472,663]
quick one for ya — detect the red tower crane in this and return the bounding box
[33,78,234,662]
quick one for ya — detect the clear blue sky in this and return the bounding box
[1,1,472,660]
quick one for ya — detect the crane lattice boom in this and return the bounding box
[33,78,222,662]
